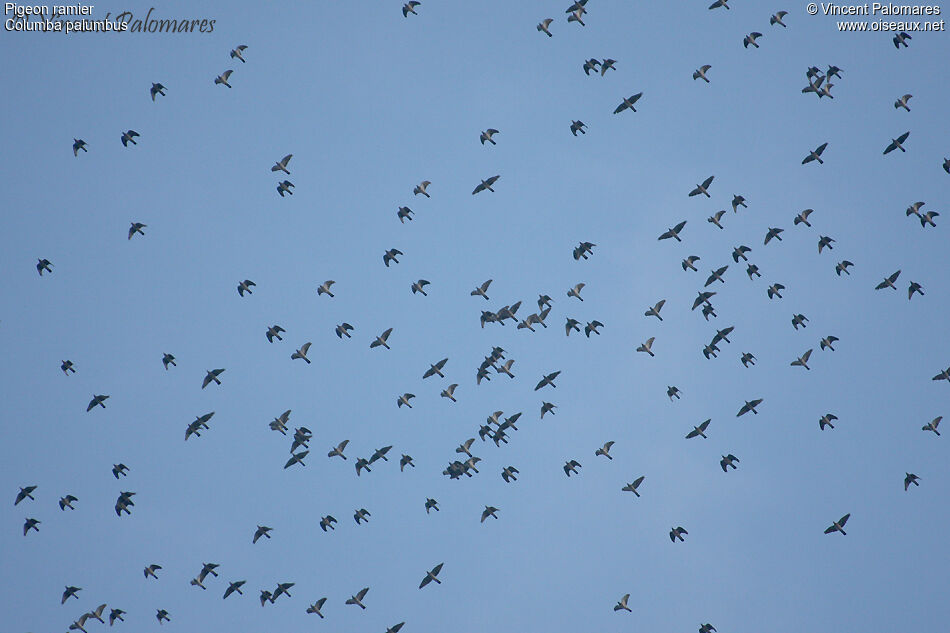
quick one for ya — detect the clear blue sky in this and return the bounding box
[2,1,949,631]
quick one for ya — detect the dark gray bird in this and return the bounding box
[764,227,784,245]
[922,416,941,436]
[614,593,632,612]
[692,291,716,310]
[637,337,656,357]
[156,609,170,625]
[563,459,582,477]
[144,563,162,579]
[884,131,910,154]
[472,175,500,194]
[819,414,837,430]
[306,597,327,617]
[732,245,751,262]
[720,454,739,472]
[480,129,499,145]
[440,383,458,402]
[230,44,248,62]
[501,466,519,482]
[284,451,308,469]
[150,82,166,101]
[836,260,854,276]
[731,195,748,213]
[693,64,712,82]
[237,279,256,296]
[127,222,146,240]
[62,586,82,604]
[319,515,337,531]
[112,463,129,479]
[72,138,87,156]
[709,0,730,8]
[658,220,687,241]
[535,371,561,390]
[820,336,839,351]
[109,608,126,625]
[570,120,587,135]
[686,419,711,439]
[15,485,37,506]
[411,279,431,296]
[743,32,763,48]
[291,342,312,364]
[402,1,420,17]
[770,10,788,26]
[644,299,665,321]
[400,454,415,471]
[767,283,785,299]
[908,281,924,300]
[346,587,370,609]
[622,476,645,497]
[370,328,393,350]
[537,18,554,36]
[277,180,294,196]
[574,241,596,260]
[875,270,901,290]
[23,517,40,535]
[595,441,615,459]
[202,368,225,388]
[481,506,500,522]
[824,513,850,535]
[37,258,53,275]
[383,249,403,267]
[737,399,763,417]
[741,352,756,367]
[120,130,139,146]
[327,440,349,460]
[419,562,444,588]
[670,526,688,542]
[894,94,913,111]
[802,142,828,165]
[397,206,413,223]
[794,208,814,227]
[613,92,643,114]
[59,494,78,510]
[893,31,911,47]
[689,175,715,197]
[334,323,353,339]
[252,525,272,543]
[413,180,431,197]
[705,266,728,287]
[214,70,233,87]
[683,256,701,272]
[162,353,176,369]
[425,498,439,513]
[600,58,617,75]
[585,320,603,337]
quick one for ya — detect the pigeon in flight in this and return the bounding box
[120,130,139,146]
[72,138,87,156]
[277,180,294,196]
[835,260,854,276]
[622,476,645,497]
[893,31,911,47]
[306,597,327,617]
[904,473,920,490]
[472,175,500,194]
[693,64,712,82]
[59,494,78,510]
[689,176,714,198]
[720,454,739,472]
[614,593,632,612]
[480,129,499,145]
[819,414,838,430]
[658,221,687,242]
[770,10,788,26]
[383,249,403,267]
[230,44,248,62]
[370,328,393,349]
[570,120,587,136]
[150,83,166,101]
[214,70,233,88]
[686,419,711,439]
[537,18,554,36]
[202,368,225,388]
[637,337,656,357]
[87,394,109,411]
[481,506,500,522]
[411,279,430,296]
[922,416,942,436]
[803,142,828,165]
[237,279,255,296]
[419,563,444,588]
[743,32,763,48]
[741,352,756,367]
[824,513,850,535]
[737,399,763,416]
[402,1,420,17]
[883,131,910,155]
[820,336,839,351]
[875,270,901,290]
[271,154,293,174]
[794,209,814,227]
[894,94,913,111]
[252,525,272,543]
[413,180,432,197]
[535,371,561,390]
[595,441,615,459]
[670,526,688,542]
[613,92,643,114]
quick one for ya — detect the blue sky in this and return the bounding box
[2,1,949,631]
